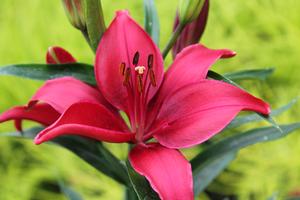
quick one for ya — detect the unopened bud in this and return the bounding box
[62,0,86,30]
[173,0,209,58]
[46,46,77,64]
[178,0,205,24]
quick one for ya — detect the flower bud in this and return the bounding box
[178,0,205,24]
[46,46,77,64]
[173,0,209,58]
[62,0,86,30]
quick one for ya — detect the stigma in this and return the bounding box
[119,51,156,94]
[135,66,146,75]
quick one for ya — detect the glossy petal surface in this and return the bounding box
[129,143,193,200]
[34,102,133,144]
[147,44,235,127]
[95,10,164,112]
[153,80,270,148]
[29,77,108,113]
[0,103,60,130]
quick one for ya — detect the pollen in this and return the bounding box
[135,66,146,75]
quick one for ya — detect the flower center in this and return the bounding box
[119,51,156,143]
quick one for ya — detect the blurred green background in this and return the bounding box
[0,0,299,199]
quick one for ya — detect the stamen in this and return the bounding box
[135,66,146,75]
[119,62,126,75]
[137,75,143,93]
[133,51,140,65]
[147,54,153,69]
[123,68,131,86]
[149,69,156,87]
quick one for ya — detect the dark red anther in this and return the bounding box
[119,62,126,75]
[147,54,153,69]
[133,51,140,66]
[137,75,143,93]
[123,68,131,86]
[149,69,156,87]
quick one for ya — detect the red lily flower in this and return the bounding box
[0,11,270,199]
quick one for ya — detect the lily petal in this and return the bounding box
[0,103,60,131]
[34,102,133,144]
[95,10,164,112]
[153,80,270,148]
[29,77,110,113]
[46,46,77,64]
[129,143,193,200]
[146,44,235,128]
[160,44,235,101]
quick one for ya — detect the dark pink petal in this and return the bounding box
[153,80,270,148]
[146,44,235,128]
[0,103,60,131]
[34,102,133,144]
[129,143,193,200]
[29,77,110,113]
[95,10,164,112]
[46,46,77,64]
[160,44,235,101]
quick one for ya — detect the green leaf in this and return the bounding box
[193,151,236,195]
[125,161,160,200]
[207,70,241,87]
[58,179,84,200]
[192,122,300,168]
[144,0,160,45]
[124,187,139,200]
[0,63,96,85]
[84,0,106,52]
[2,127,130,186]
[224,68,274,81]
[227,97,298,129]
[191,122,300,196]
[208,70,281,131]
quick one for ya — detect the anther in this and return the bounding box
[123,68,131,86]
[147,54,153,69]
[119,62,126,75]
[137,75,143,93]
[133,51,140,65]
[149,69,156,87]
[135,66,146,75]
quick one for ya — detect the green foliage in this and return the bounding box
[0,0,300,200]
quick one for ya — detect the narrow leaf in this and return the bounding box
[58,179,84,200]
[0,63,96,85]
[224,68,274,81]
[227,97,299,129]
[192,122,300,168]
[85,0,106,52]
[144,0,160,45]
[125,161,160,200]
[2,127,130,186]
[125,187,139,200]
[193,151,236,195]
[192,122,300,196]
[207,70,240,87]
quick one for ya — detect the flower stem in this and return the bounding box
[162,23,185,59]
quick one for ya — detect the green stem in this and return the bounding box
[85,0,106,53]
[162,22,185,59]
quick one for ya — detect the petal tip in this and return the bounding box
[116,10,129,17]
[34,134,44,145]
[221,49,237,58]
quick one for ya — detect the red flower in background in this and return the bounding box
[0,11,270,200]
